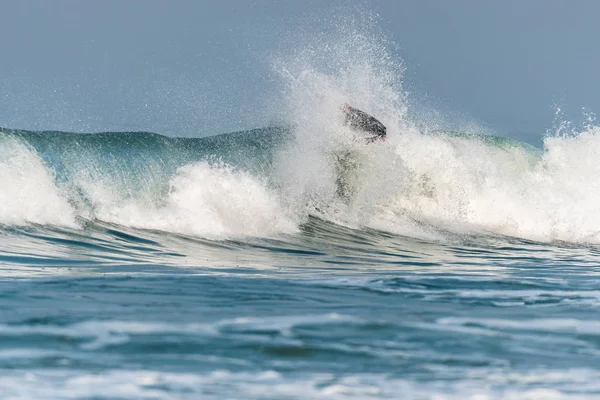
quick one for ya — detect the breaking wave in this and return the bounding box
[1,13,599,245]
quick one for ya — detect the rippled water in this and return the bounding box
[1,218,599,399]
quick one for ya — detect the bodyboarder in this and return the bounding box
[333,104,387,201]
[342,103,386,143]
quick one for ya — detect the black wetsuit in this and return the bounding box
[343,105,386,141]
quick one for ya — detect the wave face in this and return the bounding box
[0,127,296,238]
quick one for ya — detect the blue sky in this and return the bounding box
[1,1,598,143]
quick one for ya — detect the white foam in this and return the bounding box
[377,128,600,243]
[83,161,298,238]
[216,313,362,336]
[0,136,76,227]
[0,368,597,399]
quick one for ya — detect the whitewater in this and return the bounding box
[1,16,600,400]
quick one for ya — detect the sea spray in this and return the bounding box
[271,11,600,244]
[271,11,412,227]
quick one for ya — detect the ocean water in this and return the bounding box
[2,124,600,400]
[3,19,600,400]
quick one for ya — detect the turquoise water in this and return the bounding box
[1,127,600,399]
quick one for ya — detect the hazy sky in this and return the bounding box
[1,1,599,143]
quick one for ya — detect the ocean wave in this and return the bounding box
[3,124,600,245]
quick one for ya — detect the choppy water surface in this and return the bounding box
[1,217,600,399]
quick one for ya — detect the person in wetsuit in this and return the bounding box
[332,104,387,201]
[342,103,386,143]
